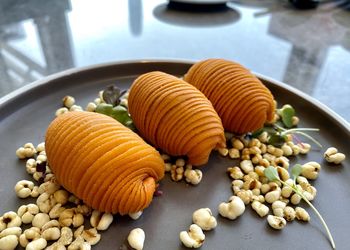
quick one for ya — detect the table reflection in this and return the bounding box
[128,0,143,36]
[0,0,74,96]
[268,2,350,93]
[0,0,349,121]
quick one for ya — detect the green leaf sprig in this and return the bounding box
[253,124,322,148]
[264,166,336,249]
[95,103,135,131]
[252,103,322,148]
[275,124,322,148]
[278,104,295,128]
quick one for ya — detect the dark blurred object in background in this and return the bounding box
[168,1,228,12]
[289,0,320,9]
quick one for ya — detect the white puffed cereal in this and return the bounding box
[290,193,302,205]
[251,201,269,217]
[49,204,65,219]
[301,162,321,180]
[170,165,184,182]
[129,211,143,220]
[14,180,35,198]
[36,142,45,152]
[75,205,92,217]
[26,158,37,174]
[260,184,271,194]
[38,181,61,195]
[274,156,290,169]
[232,138,244,150]
[175,158,186,167]
[272,201,286,217]
[53,189,69,205]
[82,228,100,245]
[46,242,66,250]
[55,107,69,117]
[267,215,286,230]
[295,207,310,222]
[192,208,217,231]
[218,148,229,157]
[17,204,39,224]
[0,227,22,238]
[179,224,204,249]
[281,144,293,156]
[90,210,113,231]
[164,163,172,172]
[324,147,346,164]
[184,168,203,185]
[283,206,296,221]
[298,143,311,154]
[227,167,244,180]
[86,102,97,112]
[62,95,75,108]
[128,228,145,250]
[240,160,254,174]
[218,196,245,220]
[257,131,268,143]
[228,148,240,159]
[236,190,253,204]
[58,227,73,246]
[32,213,50,229]
[59,208,84,228]
[19,227,40,247]
[26,238,47,250]
[68,236,91,250]
[42,227,61,241]
[0,235,18,250]
[303,187,317,201]
[292,116,299,126]
[265,189,281,204]
[36,192,56,213]
[0,211,21,230]
[70,105,83,111]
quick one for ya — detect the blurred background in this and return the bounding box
[0,0,349,121]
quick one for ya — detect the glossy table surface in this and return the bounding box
[0,0,349,122]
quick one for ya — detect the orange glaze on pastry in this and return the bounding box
[184,59,275,134]
[45,111,164,214]
[128,71,226,166]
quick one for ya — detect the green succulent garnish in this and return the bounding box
[95,103,135,131]
[278,104,295,128]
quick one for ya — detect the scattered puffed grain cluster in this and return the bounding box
[57,93,98,116]
[55,95,83,116]
[222,129,319,230]
[162,154,203,186]
[5,90,148,249]
[5,141,122,250]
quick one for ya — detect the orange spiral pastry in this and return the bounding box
[45,111,164,214]
[128,71,226,166]
[184,59,275,134]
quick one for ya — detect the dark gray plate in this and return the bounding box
[0,60,349,250]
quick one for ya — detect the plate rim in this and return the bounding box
[0,58,349,132]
